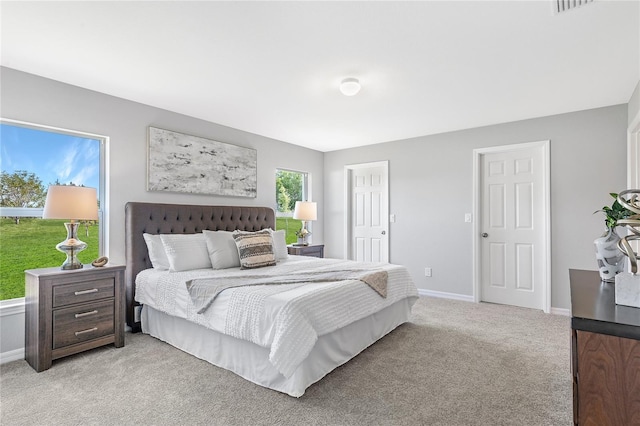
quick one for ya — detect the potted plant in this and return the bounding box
[596,193,633,230]
[594,193,633,282]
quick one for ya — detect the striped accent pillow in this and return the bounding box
[233,230,276,269]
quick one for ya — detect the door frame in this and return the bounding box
[472,140,551,313]
[344,160,389,261]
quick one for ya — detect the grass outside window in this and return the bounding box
[276,217,302,245]
[0,218,99,300]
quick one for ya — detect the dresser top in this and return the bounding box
[570,269,640,340]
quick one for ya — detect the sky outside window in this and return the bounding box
[1,123,99,190]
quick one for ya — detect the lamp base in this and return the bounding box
[56,222,87,270]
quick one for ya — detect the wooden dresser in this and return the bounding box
[569,269,640,425]
[25,264,125,372]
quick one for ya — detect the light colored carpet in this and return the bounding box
[0,297,572,425]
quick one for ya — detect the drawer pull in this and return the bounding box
[74,310,98,319]
[75,327,98,337]
[74,288,99,296]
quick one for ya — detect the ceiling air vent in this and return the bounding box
[554,0,594,14]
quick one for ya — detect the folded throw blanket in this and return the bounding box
[186,268,388,314]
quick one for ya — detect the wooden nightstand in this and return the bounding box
[287,244,324,258]
[25,264,125,372]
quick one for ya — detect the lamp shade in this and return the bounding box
[43,185,99,220]
[293,201,317,221]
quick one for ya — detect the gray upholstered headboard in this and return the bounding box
[124,202,275,331]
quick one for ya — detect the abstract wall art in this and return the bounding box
[147,127,257,197]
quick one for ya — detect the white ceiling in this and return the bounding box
[1,1,639,152]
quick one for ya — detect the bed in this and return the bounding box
[125,202,418,397]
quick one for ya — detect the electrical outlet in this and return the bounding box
[425,267,432,277]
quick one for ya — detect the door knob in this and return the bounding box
[482,233,489,238]
[381,230,386,235]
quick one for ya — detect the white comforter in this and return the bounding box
[135,256,418,378]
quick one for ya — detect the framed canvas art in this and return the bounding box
[147,127,257,197]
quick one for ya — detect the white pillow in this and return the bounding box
[269,229,288,261]
[160,233,212,272]
[143,233,170,270]
[203,230,241,269]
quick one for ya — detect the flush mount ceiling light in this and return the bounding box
[340,78,361,96]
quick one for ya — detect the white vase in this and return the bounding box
[594,228,625,282]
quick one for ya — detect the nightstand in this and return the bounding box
[287,244,324,258]
[25,264,125,372]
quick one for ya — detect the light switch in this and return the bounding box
[464,213,472,223]
[390,214,396,223]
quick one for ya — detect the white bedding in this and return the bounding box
[135,256,418,387]
[142,298,415,397]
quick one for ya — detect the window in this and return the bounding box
[275,169,310,244]
[0,120,105,301]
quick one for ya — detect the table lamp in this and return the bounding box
[293,201,317,246]
[42,185,99,270]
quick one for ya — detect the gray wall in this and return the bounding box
[0,66,324,356]
[324,105,628,310]
[630,80,640,126]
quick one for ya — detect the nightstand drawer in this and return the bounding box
[53,300,114,349]
[288,244,324,258]
[53,278,115,307]
[302,246,323,257]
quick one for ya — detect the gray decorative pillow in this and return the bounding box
[233,230,276,269]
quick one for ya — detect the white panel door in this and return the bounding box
[480,146,544,310]
[349,164,388,262]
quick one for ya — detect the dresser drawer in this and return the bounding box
[53,278,115,307]
[52,300,114,349]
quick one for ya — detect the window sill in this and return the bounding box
[0,297,25,316]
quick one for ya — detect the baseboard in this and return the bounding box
[417,289,475,302]
[418,289,571,315]
[0,348,24,365]
[0,298,26,365]
[550,307,571,316]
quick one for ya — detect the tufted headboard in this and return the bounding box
[124,202,275,331]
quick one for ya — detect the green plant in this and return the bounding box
[596,193,634,230]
